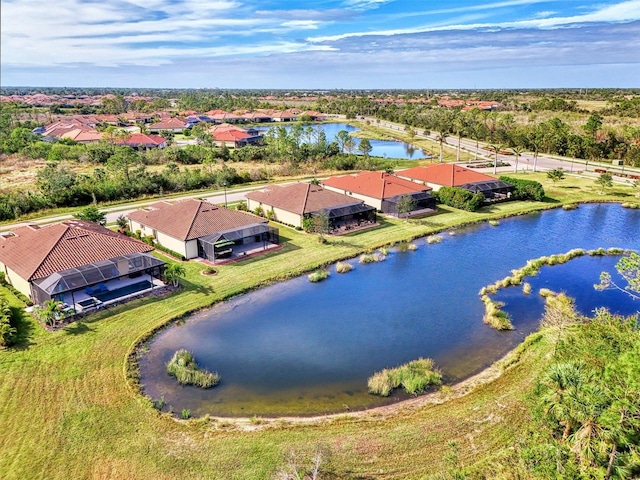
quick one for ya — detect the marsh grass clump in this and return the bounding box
[335,261,353,274]
[481,295,514,330]
[396,242,417,252]
[426,235,442,245]
[308,269,330,283]
[368,358,442,397]
[359,252,385,264]
[562,203,578,210]
[522,282,532,295]
[621,202,640,209]
[539,288,555,298]
[379,246,390,256]
[488,220,500,226]
[589,247,607,256]
[167,350,220,388]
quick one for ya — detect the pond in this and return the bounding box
[259,122,431,160]
[139,204,640,417]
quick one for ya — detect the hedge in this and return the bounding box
[436,187,485,211]
[499,176,545,201]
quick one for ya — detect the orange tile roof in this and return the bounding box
[148,117,187,129]
[127,199,266,241]
[0,221,153,281]
[321,171,431,200]
[246,183,364,215]
[397,164,496,187]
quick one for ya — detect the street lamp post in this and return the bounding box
[222,182,228,207]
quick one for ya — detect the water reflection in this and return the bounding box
[140,204,640,416]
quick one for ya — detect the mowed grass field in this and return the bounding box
[0,175,638,479]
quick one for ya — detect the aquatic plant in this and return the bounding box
[335,262,353,274]
[308,270,330,283]
[481,296,514,330]
[359,252,385,264]
[167,350,220,388]
[488,220,500,226]
[426,235,442,245]
[368,358,442,397]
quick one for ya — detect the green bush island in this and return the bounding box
[166,349,220,388]
[368,358,442,397]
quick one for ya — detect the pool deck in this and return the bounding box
[60,276,165,313]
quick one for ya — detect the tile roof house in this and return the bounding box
[207,124,263,148]
[127,199,279,262]
[0,220,165,308]
[246,183,377,232]
[148,117,188,133]
[397,164,514,201]
[116,133,166,150]
[321,171,436,217]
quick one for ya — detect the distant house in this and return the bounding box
[116,133,166,150]
[397,164,514,201]
[321,171,436,217]
[148,117,188,133]
[241,111,273,123]
[270,110,298,122]
[127,199,279,262]
[207,124,263,148]
[246,183,377,233]
[0,221,165,310]
[206,110,244,123]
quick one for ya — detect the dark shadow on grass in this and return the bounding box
[64,322,95,335]
[8,305,37,350]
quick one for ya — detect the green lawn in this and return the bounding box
[0,176,638,479]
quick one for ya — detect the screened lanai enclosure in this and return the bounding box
[460,180,514,202]
[197,223,280,262]
[382,192,436,217]
[30,253,166,310]
[313,203,376,234]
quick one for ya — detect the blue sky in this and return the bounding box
[1,0,639,88]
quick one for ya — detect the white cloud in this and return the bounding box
[307,0,640,42]
[343,0,394,10]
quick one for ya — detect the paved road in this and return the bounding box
[4,118,638,230]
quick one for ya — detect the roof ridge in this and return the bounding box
[27,224,71,280]
[185,199,206,240]
[301,183,311,214]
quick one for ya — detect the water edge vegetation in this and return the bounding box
[1,175,639,478]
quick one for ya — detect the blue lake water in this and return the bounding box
[259,122,430,160]
[140,204,640,417]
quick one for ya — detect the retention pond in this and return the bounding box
[140,204,640,417]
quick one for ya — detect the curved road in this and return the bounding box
[4,118,638,230]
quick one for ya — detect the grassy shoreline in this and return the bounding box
[1,174,639,479]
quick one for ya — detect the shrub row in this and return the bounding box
[499,176,545,201]
[436,186,485,212]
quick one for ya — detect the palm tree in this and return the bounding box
[39,299,62,327]
[511,146,523,173]
[436,129,448,163]
[489,143,503,175]
[164,263,186,288]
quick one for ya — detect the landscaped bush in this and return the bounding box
[368,358,442,397]
[308,270,329,283]
[0,298,17,347]
[167,349,220,388]
[153,243,187,261]
[499,176,545,201]
[436,186,485,211]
